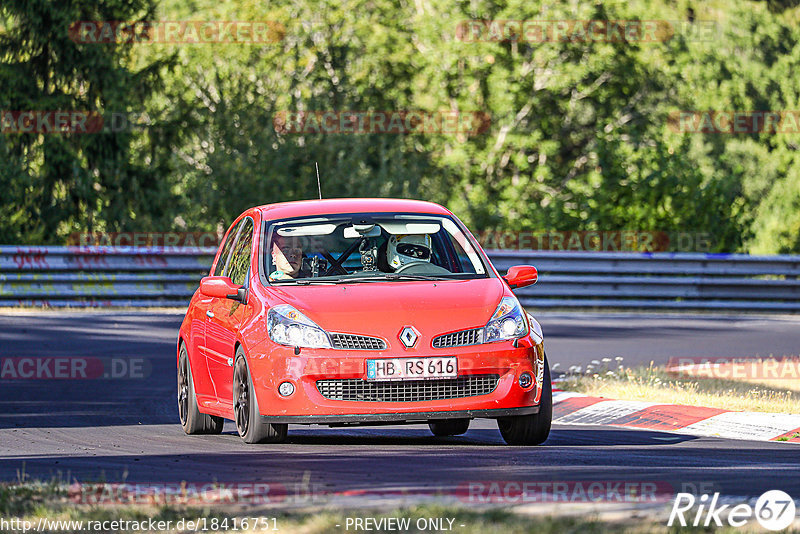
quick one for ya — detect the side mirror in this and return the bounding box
[502,265,538,290]
[199,276,247,303]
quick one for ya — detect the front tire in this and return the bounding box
[178,344,223,435]
[497,355,552,445]
[233,347,287,444]
[429,419,470,436]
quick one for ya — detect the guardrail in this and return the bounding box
[492,251,800,311]
[0,246,216,308]
[1,246,799,311]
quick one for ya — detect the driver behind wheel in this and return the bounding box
[269,234,304,281]
[387,234,432,271]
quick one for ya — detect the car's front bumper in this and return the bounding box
[259,405,539,425]
[246,337,546,420]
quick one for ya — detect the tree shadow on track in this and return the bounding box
[3,435,800,502]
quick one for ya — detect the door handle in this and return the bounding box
[206,310,215,318]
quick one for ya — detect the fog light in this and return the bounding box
[518,372,533,389]
[278,381,295,397]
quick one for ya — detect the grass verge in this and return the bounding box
[1,481,787,534]
[557,358,800,413]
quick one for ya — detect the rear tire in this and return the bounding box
[497,355,552,445]
[233,347,287,444]
[429,418,470,436]
[178,344,223,435]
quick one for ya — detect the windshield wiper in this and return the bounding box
[270,279,335,285]
[384,273,452,281]
[272,274,453,285]
[332,273,451,284]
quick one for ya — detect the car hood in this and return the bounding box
[268,278,506,344]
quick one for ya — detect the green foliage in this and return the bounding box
[1,0,800,252]
[159,0,431,230]
[749,163,800,253]
[0,0,182,243]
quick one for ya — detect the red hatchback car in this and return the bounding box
[177,198,551,445]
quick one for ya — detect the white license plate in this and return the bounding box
[366,357,457,381]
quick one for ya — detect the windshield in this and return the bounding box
[263,213,489,284]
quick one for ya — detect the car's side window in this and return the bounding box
[445,231,478,274]
[429,233,448,270]
[227,218,254,286]
[213,220,244,276]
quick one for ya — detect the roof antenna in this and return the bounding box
[315,162,322,200]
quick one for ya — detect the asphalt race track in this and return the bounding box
[1,311,799,503]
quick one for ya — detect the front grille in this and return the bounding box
[316,374,500,402]
[330,333,387,350]
[432,328,483,348]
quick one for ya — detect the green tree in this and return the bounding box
[156,0,433,230]
[0,0,181,243]
[4,0,800,254]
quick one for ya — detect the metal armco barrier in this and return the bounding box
[2,246,800,311]
[493,251,800,311]
[0,246,216,308]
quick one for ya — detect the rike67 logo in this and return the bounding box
[668,490,796,530]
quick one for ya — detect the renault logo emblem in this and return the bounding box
[399,326,419,349]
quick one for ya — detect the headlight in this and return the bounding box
[484,296,528,343]
[267,305,332,349]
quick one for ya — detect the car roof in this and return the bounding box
[254,198,453,219]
